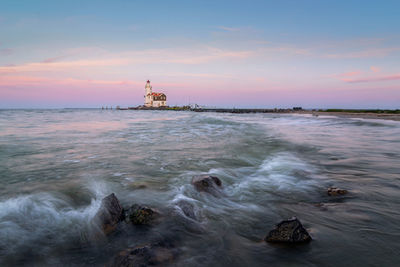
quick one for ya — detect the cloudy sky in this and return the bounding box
[0,0,399,108]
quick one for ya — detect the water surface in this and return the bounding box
[0,109,399,266]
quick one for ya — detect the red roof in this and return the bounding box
[151,92,165,96]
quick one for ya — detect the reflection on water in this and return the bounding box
[0,109,400,266]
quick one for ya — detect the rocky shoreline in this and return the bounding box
[89,176,348,266]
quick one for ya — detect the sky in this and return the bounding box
[0,0,399,109]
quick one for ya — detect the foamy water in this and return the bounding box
[0,109,400,266]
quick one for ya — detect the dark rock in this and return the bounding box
[125,204,158,225]
[110,244,177,267]
[265,217,311,243]
[93,193,124,235]
[327,187,348,196]
[191,175,222,194]
[176,200,197,220]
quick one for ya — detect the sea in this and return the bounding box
[0,109,399,266]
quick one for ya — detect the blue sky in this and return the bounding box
[1,0,399,108]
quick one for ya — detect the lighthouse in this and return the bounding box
[144,80,167,107]
[144,80,153,107]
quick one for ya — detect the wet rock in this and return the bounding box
[327,187,348,196]
[93,193,124,235]
[176,200,197,220]
[110,244,176,267]
[125,204,158,225]
[191,175,222,194]
[265,217,312,243]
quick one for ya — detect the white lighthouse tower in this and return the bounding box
[144,80,152,107]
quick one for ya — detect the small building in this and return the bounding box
[144,80,167,107]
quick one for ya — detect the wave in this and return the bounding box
[0,180,112,259]
[230,152,319,198]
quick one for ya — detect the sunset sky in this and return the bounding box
[0,0,399,108]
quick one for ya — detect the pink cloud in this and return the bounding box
[338,71,361,77]
[41,55,68,63]
[166,49,254,64]
[324,47,400,59]
[217,26,241,32]
[0,58,130,74]
[370,66,380,73]
[344,74,400,83]
[331,70,362,82]
[0,46,256,76]
[0,75,143,87]
[0,76,147,107]
[330,70,400,84]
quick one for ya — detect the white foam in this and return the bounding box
[0,192,102,254]
[234,152,317,193]
[63,159,80,163]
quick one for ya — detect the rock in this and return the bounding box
[327,187,348,196]
[125,204,158,225]
[110,244,176,267]
[265,217,312,243]
[191,175,222,194]
[176,200,197,220]
[93,193,124,235]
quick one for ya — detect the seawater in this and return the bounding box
[0,109,400,266]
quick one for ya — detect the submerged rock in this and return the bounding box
[110,244,177,267]
[93,193,124,235]
[128,181,149,190]
[327,187,348,196]
[176,200,197,220]
[125,204,158,225]
[191,175,222,194]
[265,217,312,243]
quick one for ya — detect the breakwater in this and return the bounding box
[191,108,293,113]
[121,106,297,113]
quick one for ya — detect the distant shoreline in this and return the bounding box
[299,111,400,121]
[193,109,400,121]
[119,106,400,121]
